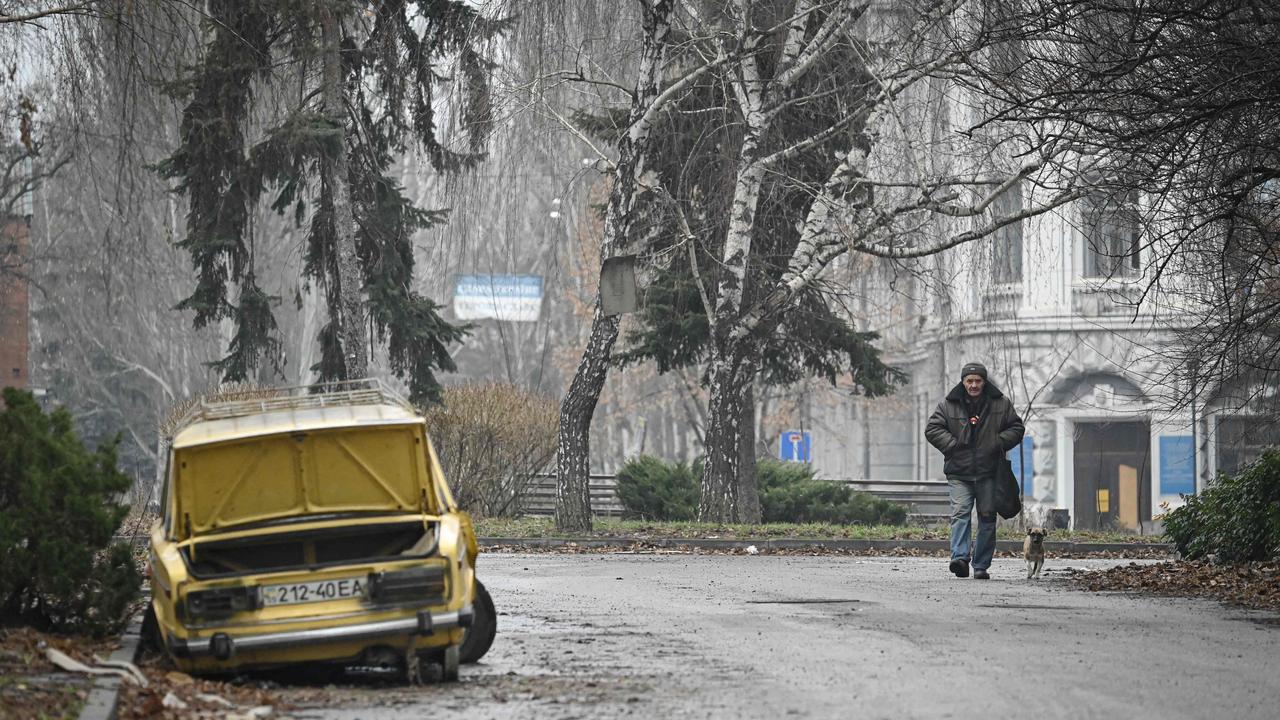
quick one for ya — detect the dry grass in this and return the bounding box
[474,516,1168,544]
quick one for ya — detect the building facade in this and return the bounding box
[802,190,1274,532]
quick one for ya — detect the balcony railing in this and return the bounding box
[1071,281,1144,317]
[980,284,1023,320]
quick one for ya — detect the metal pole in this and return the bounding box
[1190,355,1199,495]
[1191,388,1199,495]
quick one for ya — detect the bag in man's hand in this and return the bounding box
[994,457,1022,519]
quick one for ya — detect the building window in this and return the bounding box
[1080,189,1141,279]
[991,184,1023,283]
[1082,190,1140,279]
[1215,416,1280,478]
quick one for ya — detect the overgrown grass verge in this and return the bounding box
[474,517,1167,544]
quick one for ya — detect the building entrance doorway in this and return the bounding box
[1072,421,1152,531]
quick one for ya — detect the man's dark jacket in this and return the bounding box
[924,381,1025,478]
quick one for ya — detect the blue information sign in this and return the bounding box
[779,431,812,463]
[1007,436,1034,495]
[452,274,543,321]
[1159,436,1196,496]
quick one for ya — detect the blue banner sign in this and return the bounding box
[453,274,543,322]
[1007,436,1034,495]
[1159,435,1196,496]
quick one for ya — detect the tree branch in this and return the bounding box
[0,2,95,24]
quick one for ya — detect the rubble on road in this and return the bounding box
[116,661,295,719]
[45,646,147,686]
[1064,560,1280,611]
[0,627,119,720]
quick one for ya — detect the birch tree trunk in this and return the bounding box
[555,0,675,533]
[698,92,767,522]
[694,0,879,523]
[320,7,367,381]
[554,307,619,531]
[738,365,762,523]
[699,347,750,521]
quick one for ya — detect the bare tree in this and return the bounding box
[1,4,74,281]
[553,0,685,532]
[0,2,102,25]
[19,3,225,487]
[961,0,1280,416]
[550,0,1100,524]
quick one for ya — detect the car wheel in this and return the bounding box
[459,580,495,664]
[441,644,460,682]
[139,603,161,653]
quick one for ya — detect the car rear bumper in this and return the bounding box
[170,605,474,660]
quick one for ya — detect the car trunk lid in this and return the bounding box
[172,424,432,539]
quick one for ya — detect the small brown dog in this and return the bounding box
[1024,527,1047,579]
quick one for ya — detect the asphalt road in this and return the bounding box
[290,553,1280,719]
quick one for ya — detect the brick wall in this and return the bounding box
[0,217,29,390]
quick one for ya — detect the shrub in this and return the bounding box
[422,383,557,518]
[759,459,907,525]
[614,456,907,526]
[0,388,140,636]
[616,455,700,521]
[1163,448,1280,562]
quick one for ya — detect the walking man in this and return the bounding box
[925,362,1024,579]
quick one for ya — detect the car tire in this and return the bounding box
[441,644,460,682]
[140,603,161,653]
[459,580,496,664]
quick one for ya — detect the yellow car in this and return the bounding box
[145,380,495,680]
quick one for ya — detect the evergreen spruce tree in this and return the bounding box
[0,388,139,636]
[160,0,507,403]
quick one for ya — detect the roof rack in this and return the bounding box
[168,379,414,433]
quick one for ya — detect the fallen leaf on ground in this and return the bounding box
[482,542,1169,559]
[1065,560,1280,611]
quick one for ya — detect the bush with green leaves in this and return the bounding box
[759,459,907,526]
[1163,448,1280,562]
[615,455,907,525]
[615,455,700,521]
[0,388,140,636]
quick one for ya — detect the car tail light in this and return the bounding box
[186,586,260,619]
[367,566,447,604]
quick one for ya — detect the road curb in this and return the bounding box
[78,611,144,720]
[478,536,1173,555]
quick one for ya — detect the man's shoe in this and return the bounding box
[949,558,970,578]
[973,569,990,580]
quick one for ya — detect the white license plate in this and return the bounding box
[263,577,366,607]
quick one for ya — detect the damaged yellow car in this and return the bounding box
[145,381,495,680]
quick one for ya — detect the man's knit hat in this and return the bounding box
[960,362,988,381]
